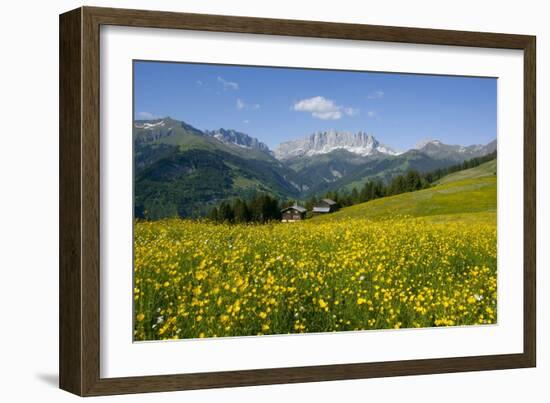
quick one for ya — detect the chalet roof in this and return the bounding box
[313,206,331,213]
[322,198,337,205]
[281,204,307,213]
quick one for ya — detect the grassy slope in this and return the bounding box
[435,159,497,185]
[314,159,497,222]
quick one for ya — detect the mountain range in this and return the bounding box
[133,117,496,219]
[274,130,399,160]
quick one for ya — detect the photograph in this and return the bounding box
[132,61,497,341]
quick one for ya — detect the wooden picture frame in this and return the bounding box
[59,6,536,396]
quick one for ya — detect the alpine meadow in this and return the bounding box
[133,61,498,341]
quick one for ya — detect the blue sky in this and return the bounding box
[134,61,497,151]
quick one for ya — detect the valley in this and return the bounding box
[134,117,496,219]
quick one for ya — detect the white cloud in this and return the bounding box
[293,96,358,120]
[137,111,156,120]
[196,80,203,86]
[243,119,250,124]
[314,110,342,120]
[367,110,377,118]
[217,76,239,90]
[367,90,384,99]
[236,98,260,111]
[344,107,359,116]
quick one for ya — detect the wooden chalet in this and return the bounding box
[281,204,307,222]
[312,198,338,214]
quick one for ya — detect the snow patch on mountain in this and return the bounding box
[135,120,166,129]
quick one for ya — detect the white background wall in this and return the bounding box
[0,0,547,401]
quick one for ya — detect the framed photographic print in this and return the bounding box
[59,6,536,396]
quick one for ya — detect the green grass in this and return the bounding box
[435,159,497,185]
[314,159,497,222]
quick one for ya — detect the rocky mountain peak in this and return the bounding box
[274,130,399,160]
[205,128,271,153]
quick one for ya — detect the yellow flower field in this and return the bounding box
[133,213,497,341]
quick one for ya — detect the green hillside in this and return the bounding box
[135,148,306,219]
[435,158,496,185]
[314,159,497,222]
[135,117,276,164]
[134,118,309,219]
[335,150,458,192]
